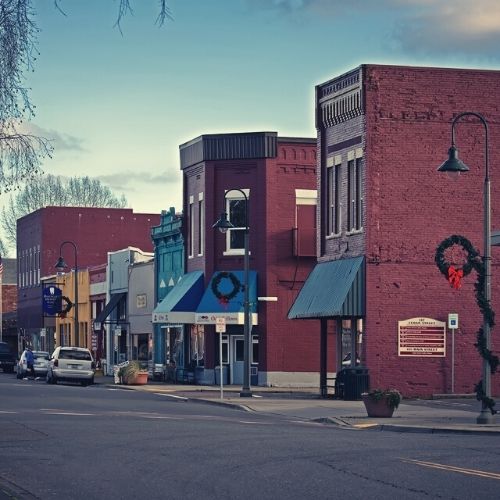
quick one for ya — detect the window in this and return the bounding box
[224,189,249,254]
[327,164,341,235]
[355,157,363,231]
[197,193,204,256]
[252,335,259,364]
[347,157,363,232]
[188,196,194,258]
[216,335,229,365]
[294,189,317,256]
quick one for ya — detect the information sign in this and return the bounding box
[398,317,446,357]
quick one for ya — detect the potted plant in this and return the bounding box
[361,388,401,418]
[118,361,148,385]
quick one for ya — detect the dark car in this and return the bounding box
[0,342,16,373]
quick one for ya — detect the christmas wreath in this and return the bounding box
[59,296,73,318]
[211,271,241,305]
[435,234,498,414]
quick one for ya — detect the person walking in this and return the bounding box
[24,347,35,380]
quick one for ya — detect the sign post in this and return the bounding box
[216,317,226,399]
[448,313,459,394]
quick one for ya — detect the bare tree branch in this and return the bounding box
[156,0,174,27]
[1,174,128,251]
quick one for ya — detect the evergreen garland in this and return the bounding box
[435,234,498,414]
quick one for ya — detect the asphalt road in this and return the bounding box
[0,373,499,500]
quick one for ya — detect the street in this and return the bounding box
[0,373,499,500]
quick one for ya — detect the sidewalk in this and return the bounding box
[98,375,500,434]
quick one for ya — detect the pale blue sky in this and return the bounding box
[21,0,500,214]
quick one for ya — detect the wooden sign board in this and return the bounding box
[398,317,446,357]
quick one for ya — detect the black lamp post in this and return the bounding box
[213,189,252,397]
[55,241,79,348]
[437,111,493,424]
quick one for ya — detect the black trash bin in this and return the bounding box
[336,367,370,400]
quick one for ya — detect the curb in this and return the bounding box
[102,384,500,434]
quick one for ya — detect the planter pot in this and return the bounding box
[125,372,148,385]
[361,394,395,418]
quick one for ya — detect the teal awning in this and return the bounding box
[152,271,204,324]
[195,270,258,325]
[288,256,365,319]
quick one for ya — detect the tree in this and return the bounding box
[0,0,52,194]
[1,174,128,251]
[0,1,171,194]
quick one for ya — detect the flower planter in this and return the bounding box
[361,394,395,418]
[125,372,148,385]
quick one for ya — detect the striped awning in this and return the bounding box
[288,256,365,319]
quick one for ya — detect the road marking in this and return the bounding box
[0,411,16,414]
[43,412,95,416]
[154,393,188,400]
[403,459,500,480]
[142,415,180,420]
[238,420,272,425]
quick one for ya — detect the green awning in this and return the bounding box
[288,256,365,319]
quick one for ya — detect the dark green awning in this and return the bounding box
[288,256,365,319]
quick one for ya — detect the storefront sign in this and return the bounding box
[194,312,259,325]
[152,312,195,324]
[136,294,147,308]
[42,286,62,315]
[398,317,446,357]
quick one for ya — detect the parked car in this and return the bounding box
[46,347,95,386]
[0,342,16,373]
[16,350,50,379]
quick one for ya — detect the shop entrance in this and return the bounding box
[231,336,244,385]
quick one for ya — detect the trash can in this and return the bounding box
[336,367,370,400]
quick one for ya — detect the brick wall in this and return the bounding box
[363,65,500,396]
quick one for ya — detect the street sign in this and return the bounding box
[448,313,459,330]
[216,317,226,333]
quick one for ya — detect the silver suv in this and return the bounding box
[46,347,95,386]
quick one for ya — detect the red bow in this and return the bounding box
[448,266,464,289]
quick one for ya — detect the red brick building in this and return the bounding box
[1,258,18,353]
[290,64,500,398]
[175,132,319,386]
[17,207,160,350]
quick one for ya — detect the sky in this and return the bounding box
[17,0,500,216]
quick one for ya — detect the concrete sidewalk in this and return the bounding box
[98,375,500,435]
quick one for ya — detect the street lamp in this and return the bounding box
[55,241,79,348]
[437,111,493,424]
[213,189,252,397]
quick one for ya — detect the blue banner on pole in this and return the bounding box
[42,286,63,315]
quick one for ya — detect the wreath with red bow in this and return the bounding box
[435,235,498,414]
[211,271,242,305]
